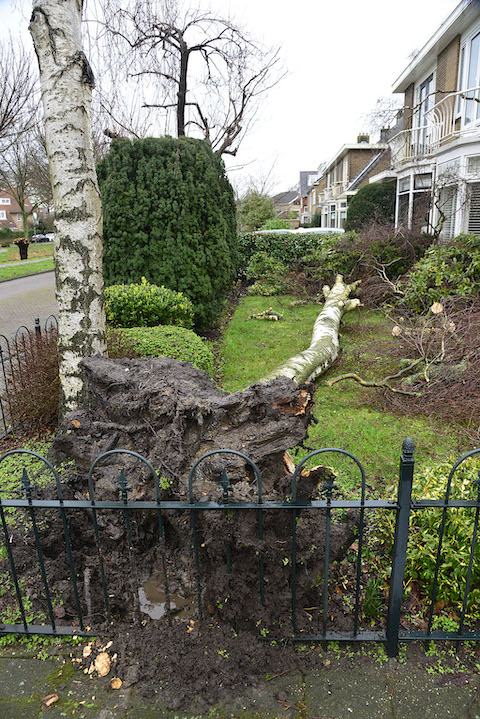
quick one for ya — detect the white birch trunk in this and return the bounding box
[259,274,360,385]
[30,0,106,416]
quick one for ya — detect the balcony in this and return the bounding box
[389,86,480,165]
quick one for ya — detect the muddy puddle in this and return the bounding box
[138,573,194,621]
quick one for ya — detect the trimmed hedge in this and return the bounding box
[98,136,238,329]
[120,325,214,377]
[105,278,194,328]
[237,231,347,268]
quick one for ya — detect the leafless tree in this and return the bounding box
[0,35,37,151]
[0,132,39,239]
[92,0,284,156]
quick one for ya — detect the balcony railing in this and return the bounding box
[389,85,480,165]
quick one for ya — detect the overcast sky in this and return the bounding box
[3,0,460,194]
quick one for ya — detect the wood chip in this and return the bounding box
[83,645,92,658]
[110,677,122,690]
[94,652,111,677]
[42,693,59,708]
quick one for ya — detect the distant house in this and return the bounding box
[0,189,33,231]
[370,0,480,240]
[304,136,391,228]
[272,190,301,227]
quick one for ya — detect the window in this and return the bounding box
[467,183,480,234]
[416,74,434,152]
[457,30,480,125]
[399,177,410,193]
[0,198,10,205]
[467,156,480,174]
[0,210,6,220]
[329,204,336,228]
[438,187,457,242]
[414,173,432,189]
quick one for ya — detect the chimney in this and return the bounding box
[357,133,370,144]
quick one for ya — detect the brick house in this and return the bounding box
[303,136,391,228]
[272,190,301,227]
[0,188,34,231]
[371,0,480,240]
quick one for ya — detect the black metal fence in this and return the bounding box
[0,316,58,438]
[0,439,480,656]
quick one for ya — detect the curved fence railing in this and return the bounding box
[0,438,480,656]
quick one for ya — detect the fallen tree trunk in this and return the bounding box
[259,274,361,384]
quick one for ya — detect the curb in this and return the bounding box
[0,269,55,285]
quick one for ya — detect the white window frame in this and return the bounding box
[0,210,6,220]
[0,198,10,205]
[457,21,480,126]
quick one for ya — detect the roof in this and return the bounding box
[393,0,480,93]
[272,190,300,205]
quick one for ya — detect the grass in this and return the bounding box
[0,242,54,264]
[0,258,54,281]
[219,295,466,492]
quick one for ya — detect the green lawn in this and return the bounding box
[0,259,54,281]
[219,295,466,492]
[0,242,54,264]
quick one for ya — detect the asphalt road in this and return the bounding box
[0,271,57,340]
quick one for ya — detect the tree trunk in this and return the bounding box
[259,274,361,384]
[30,0,107,417]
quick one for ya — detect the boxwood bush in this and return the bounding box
[119,325,214,376]
[105,278,194,328]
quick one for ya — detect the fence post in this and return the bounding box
[34,318,41,338]
[386,437,414,657]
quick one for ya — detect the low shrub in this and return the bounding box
[245,251,288,296]
[371,457,480,620]
[120,325,214,376]
[402,234,480,312]
[105,278,194,329]
[260,218,291,231]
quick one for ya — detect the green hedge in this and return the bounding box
[403,233,480,312]
[372,458,480,620]
[237,231,348,268]
[105,278,194,328]
[344,183,396,231]
[119,325,214,376]
[98,136,238,329]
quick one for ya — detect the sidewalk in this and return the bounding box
[0,272,56,339]
[0,642,478,718]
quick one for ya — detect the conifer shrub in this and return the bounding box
[98,136,238,329]
[105,278,194,328]
[344,183,396,231]
[120,325,214,376]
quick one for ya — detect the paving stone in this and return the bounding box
[0,700,40,719]
[0,656,58,697]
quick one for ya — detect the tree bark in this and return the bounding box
[30,0,107,417]
[259,274,361,385]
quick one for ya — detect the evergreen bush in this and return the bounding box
[371,458,480,620]
[246,251,287,295]
[403,234,480,312]
[105,278,194,328]
[120,325,214,376]
[98,136,238,329]
[344,183,396,231]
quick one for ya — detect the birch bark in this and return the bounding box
[258,275,361,385]
[30,0,106,416]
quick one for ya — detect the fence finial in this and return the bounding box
[402,437,415,460]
